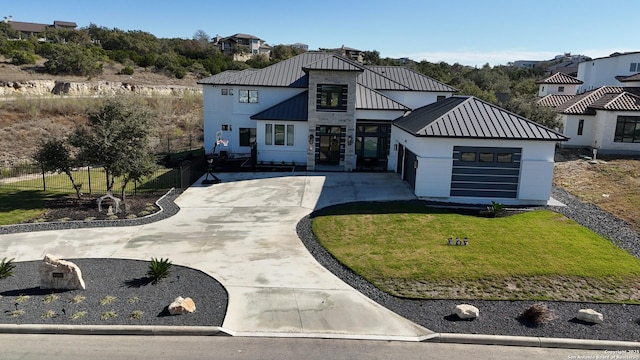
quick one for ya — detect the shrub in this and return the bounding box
[0,257,16,279]
[147,257,172,284]
[520,303,555,326]
[11,50,37,65]
[120,65,134,75]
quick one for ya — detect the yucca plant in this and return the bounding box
[147,257,172,284]
[0,257,16,279]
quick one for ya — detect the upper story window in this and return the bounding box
[221,88,233,96]
[437,95,446,101]
[630,63,639,72]
[239,90,258,103]
[558,86,565,92]
[317,84,347,111]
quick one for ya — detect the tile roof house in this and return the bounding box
[540,86,640,153]
[577,51,640,92]
[199,52,566,205]
[536,72,583,97]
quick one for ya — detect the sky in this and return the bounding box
[2,0,636,67]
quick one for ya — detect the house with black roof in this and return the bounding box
[198,52,567,205]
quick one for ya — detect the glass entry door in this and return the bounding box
[318,126,342,164]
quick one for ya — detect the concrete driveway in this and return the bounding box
[0,172,431,340]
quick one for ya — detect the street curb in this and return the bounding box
[0,324,230,336]
[431,333,640,350]
[1,324,639,351]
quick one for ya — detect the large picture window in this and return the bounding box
[239,90,259,103]
[317,84,347,111]
[614,116,640,143]
[265,123,295,146]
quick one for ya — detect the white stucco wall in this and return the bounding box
[538,84,578,97]
[561,114,594,147]
[255,120,309,164]
[594,111,640,153]
[577,53,640,91]
[202,85,305,155]
[389,127,559,205]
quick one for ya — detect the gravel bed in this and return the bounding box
[297,186,640,342]
[0,188,182,235]
[0,258,228,326]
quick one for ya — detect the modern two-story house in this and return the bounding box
[199,52,567,205]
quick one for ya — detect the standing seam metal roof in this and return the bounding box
[393,96,567,141]
[356,85,409,110]
[250,91,309,121]
[366,66,458,92]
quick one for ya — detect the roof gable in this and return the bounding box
[555,86,640,114]
[536,72,583,84]
[302,54,365,72]
[394,96,567,141]
[589,92,640,111]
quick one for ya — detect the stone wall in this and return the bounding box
[0,80,201,97]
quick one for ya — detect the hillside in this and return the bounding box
[0,59,203,166]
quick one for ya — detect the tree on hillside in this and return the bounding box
[193,29,210,49]
[71,97,157,201]
[43,43,104,76]
[33,139,83,199]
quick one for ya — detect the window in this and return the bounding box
[221,124,231,131]
[558,86,565,92]
[614,116,640,143]
[460,152,476,162]
[239,128,256,147]
[437,95,446,101]
[317,84,347,111]
[577,119,584,136]
[239,90,258,103]
[221,88,233,96]
[265,123,295,146]
[497,153,512,163]
[631,63,638,72]
[479,153,494,163]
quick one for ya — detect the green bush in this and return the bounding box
[120,65,134,75]
[147,257,172,284]
[0,257,16,279]
[10,50,37,65]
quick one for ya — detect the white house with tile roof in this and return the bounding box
[552,86,640,153]
[199,52,567,204]
[536,72,583,97]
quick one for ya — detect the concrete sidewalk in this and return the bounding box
[0,172,429,340]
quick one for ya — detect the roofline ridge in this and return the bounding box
[469,96,565,135]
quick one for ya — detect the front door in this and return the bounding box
[318,126,342,164]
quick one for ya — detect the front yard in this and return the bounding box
[312,202,640,303]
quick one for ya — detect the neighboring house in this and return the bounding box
[536,72,583,97]
[198,52,566,205]
[290,43,309,51]
[212,33,271,60]
[577,51,640,92]
[3,16,77,40]
[320,46,364,63]
[551,86,640,154]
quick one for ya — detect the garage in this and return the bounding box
[451,146,521,198]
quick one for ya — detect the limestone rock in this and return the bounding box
[168,296,196,315]
[39,254,86,290]
[577,308,603,324]
[454,304,479,319]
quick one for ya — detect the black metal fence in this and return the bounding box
[0,158,207,195]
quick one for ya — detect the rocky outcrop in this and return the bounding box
[0,79,201,97]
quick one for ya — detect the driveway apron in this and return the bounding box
[0,172,431,339]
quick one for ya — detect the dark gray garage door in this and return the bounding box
[403,148,417,190]
[451,146,521,198]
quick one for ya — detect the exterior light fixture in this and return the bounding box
[309,134,314,145]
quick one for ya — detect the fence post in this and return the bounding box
[41,165,46,191]
[87,166,92,194]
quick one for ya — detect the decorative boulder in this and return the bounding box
[168,296,196,315]
[454,304,479,319]
[39,254,86,290]
[577,309,603,324]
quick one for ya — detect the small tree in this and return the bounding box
[71,96,156,203]
[34,138,83,199]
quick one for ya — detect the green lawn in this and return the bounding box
[312,202,640,302]
[0,189,60,225]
